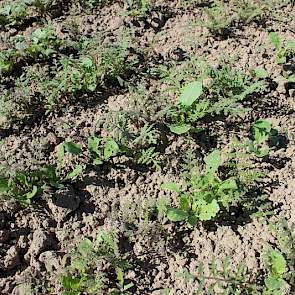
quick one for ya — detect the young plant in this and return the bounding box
[21,25,62,58]
[0,141,82,206]
[249,119,278,157]
[123,0,149,18]
[203,1,234,37]
[263,249,288,294]
[232,0,263,24]
[161,150,242,226]
[88,136,120,165]
[269,32,295,64]
[168,80,207,135]
[61,231,129,295]
[0,0,29,26]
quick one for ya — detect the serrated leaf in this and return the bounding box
[179,81,203,107]
[204,150,221,173]
[167,208,189,222]
[169,124,191,135]
[161,182,181,193]
[252,119,272,143]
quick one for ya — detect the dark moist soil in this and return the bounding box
[0,1,295,295]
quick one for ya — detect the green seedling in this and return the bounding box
[123,0,149,18]
[233,0,263,24]
[0,0,29,26]
[0,142,82,206]
[23,25,62,58]
[207,62,266,103]
[269,32,295,64]
[249,119,278,157]
[168,80,207,135]
[137,147,160,170]
[253,67,268,79]
[88,136,120,165]
[162,150,241,226]
[204,1,233,36]
[263,249,287,294]
[61,231,127,295]
[109,268,134,295]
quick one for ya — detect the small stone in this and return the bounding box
[0,230,10,243]
[39,251,60,271]
[4,246,20,270]
[24,229,57,261]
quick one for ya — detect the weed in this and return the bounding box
[0,141,82,206]
[137,147,160,170]
[165,60,265,135]
[123,0,149,18]
[0,0,29,26]
[232,119,278,158]
[232,0,263,24]
[98,113,161,168]
[269,32,295,64]
[61,231,130,295]
[88,135,120,165]
[263,248,288,294]
[203,1,234,37]
[161,150,246,226]
[23,25,62,58]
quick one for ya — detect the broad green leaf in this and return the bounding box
[269,250,287,277]
[62,275,81,291]
[276,56,286,65]
[94,158,103,165]
[161,182,180,193]
[252,119,272,143]
[264,276,284,291]
[103,138,119,159]
[179,81,203,107]
[116,267,124,286]
[167,208,189,222]
[169,124,191,135]
[64,165,82,181]
[254,68,268,78]
[198,199,220,221]
[219,178,238,191]
[0,177,9,192]
[204,150,221,173]
[269,32,281,50]
[179,195,191,211]
[285,40,295,50]
[57,144,65,163]
[78,238,93,256]
[64,142,82,155]
[88,136,100,154]
[25,185,38,200]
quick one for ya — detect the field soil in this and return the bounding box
[0,1,295,294]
